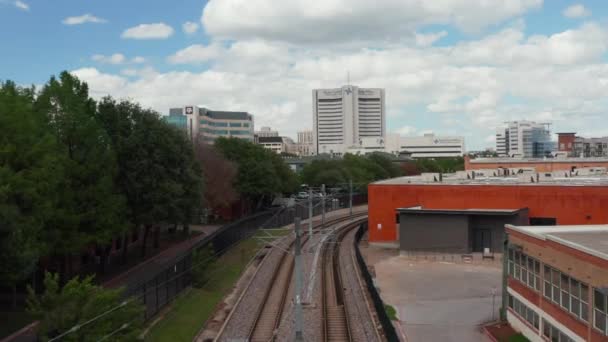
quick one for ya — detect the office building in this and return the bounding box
[558,132,608,158]
[166,106,254,143]
[504,224,608,341]
[496,121,553,158]
[313,85,385,155]
[295,129,314,156]
[399,133,465,158]
[255,126,279,138]
[257,136,285,154]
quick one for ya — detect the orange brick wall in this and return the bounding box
[368,184,608,242]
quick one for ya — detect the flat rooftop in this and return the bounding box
[506,224,608,261]
[470,157,608,163]
[372,174,608,186]
[397,207,525,216]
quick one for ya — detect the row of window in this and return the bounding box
[508,294,540,329]
[200,120,250,128]
[509,294,575,342]
[543,265,589,323]
[508,248,590,325]
[542,319,575,342]
[594,289,608,335]
[508,249,541,291]
[201,128,251,136]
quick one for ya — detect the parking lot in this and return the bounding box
[370,250,501,342]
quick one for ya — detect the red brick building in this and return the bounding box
[504,224,608,341]
[368,175,608,245]
[464,155,608,172]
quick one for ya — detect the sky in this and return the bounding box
[2,0,608,150]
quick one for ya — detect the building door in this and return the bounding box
[473,228,492,253]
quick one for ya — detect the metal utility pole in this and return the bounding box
[349,179,353,217]
[308,188,313,238]
[321,184,326,228]
[294,217,304,341]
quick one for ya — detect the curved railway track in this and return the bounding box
[321,219,367,342]
[247,213,366,342]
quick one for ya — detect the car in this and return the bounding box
[296,191,309,199]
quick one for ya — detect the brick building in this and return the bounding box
[504,224,608,341]
[368,172,608,246]
[465,155,608,173]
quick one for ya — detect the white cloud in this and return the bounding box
[121,69,138,77]
[415,31,447,47]
[74,21,608,149]
[397,126,417,136]
[62,14,107,25]
[91,54,146,65]
[14,0,28,11]
[563,4,591,18]
[121,23,174,40]
[168,43,224,64]
[92,53,126,64]
[182,21,199,34]
[202,0,543,43]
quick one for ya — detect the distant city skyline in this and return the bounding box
[2,1,608,149]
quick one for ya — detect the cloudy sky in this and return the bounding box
[2,0,608,149]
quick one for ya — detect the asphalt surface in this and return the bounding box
[373,255,500,342]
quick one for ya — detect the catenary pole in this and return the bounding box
[294,217,304,341]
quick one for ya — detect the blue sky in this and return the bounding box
[2,0,608,149]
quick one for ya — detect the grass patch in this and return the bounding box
[384,304,398,321]
[507,333,530,342]
[0,310,34,339]
[146,237,263,342]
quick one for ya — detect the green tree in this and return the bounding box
[214,137,297,209]
[300,153,404,192]
[96,98,203,257]
[34,72,127,275]
[0,81,60,306]
[27,272,143,341]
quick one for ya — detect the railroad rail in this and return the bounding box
[321,219,367,342]
[247,213,366,342]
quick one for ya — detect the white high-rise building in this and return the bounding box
[496,121,553,158]
[255,126,279,138]
[400,133,465,158]
[313,85,385,155]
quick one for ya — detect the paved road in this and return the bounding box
[374,257,499,342]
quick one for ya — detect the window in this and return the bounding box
[542,319,575,342]
[594,289,608,335]
[229,122,241,127]
[507,248,540,292]
[243,122,250,127]
[508,294,539,330]
[229,130,251,136]
[543,265,589,323]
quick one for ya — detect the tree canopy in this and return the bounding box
[27,272,143,341]
[214,137,298,208]
[300,152,402,191]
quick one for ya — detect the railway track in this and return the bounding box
[247,213,366,342]
[321,219,366,342]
